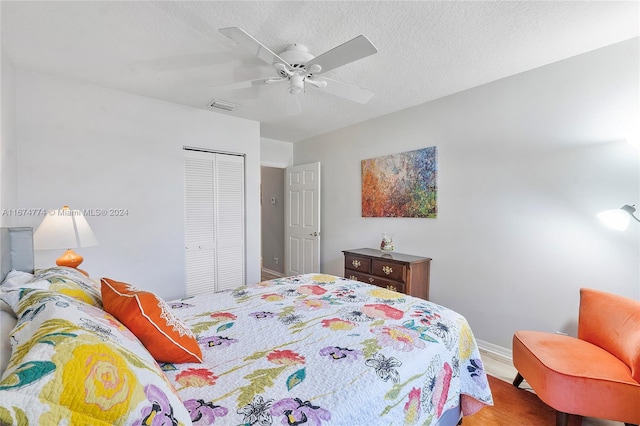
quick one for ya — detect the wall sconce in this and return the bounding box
[597,204,640,231]
[34,206,98,271]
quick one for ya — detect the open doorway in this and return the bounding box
[261,166,285,280]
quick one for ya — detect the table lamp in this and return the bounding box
[34,206,98,271]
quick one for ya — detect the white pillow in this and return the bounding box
[1,270,36,374]
[0,270,34,290]
[0,309,17,375]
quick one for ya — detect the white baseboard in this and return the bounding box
[261,267,285,278]
[476,339,512,364]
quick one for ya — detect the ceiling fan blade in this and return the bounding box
[306,35,377,74]
[212,78,270,91]
[212,77,288,91]
[219,27,290,67]
[312,77,375,104]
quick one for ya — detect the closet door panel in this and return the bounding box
[184,152,217,296]
[215,154,245,290]
[184,149,245,295]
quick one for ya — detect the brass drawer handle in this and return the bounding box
[386,285,397,292]
[352,260,361,268]
[368,277,374,283]
[349,275,358,281]
[382,265,393,275]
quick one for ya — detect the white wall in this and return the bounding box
[0,47,18,227]
[260,137,293,168]
[13,71,261,300]
[294,38,640,352]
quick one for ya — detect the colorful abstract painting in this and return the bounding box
[361,147,437,218]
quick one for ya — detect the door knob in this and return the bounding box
[309,231,318,236]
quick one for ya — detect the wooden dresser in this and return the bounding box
[342,248,431,300]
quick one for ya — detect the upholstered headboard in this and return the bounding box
[1,227,34,374]
[1,227,34,282]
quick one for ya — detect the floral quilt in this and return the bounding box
[165,274,493,425]
[0,286,191,425]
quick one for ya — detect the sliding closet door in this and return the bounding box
[215,154,245,290]
[184,150,217,295]
[184,149,245,296]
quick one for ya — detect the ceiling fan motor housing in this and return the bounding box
[279,44,315,70]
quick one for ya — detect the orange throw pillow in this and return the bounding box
[101,278,203,364]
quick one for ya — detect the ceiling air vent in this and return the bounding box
[209,98,239,112]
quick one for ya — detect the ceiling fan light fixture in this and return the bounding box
[289,73,304,95]
[209,98,239,111]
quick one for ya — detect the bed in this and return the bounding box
[0,227,492,425]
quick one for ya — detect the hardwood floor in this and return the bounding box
[261,269,282,281]
[463,374,582,426]
[480,349,624,426]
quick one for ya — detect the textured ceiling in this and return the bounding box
[2,1,638,142]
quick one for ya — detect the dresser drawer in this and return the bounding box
[345,269,374,284]
[374,280,405,294]
[345,270,405,293]
[372,259,406,283]
[345,255,371,273]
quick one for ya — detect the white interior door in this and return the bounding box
[285,162,321,275]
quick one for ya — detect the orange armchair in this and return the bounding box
[512,288,640,426]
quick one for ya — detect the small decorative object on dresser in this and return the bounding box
[343,248,431,300]
[380,233,394,252]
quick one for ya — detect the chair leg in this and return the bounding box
[556,411,569,426]
[512,372,524,387]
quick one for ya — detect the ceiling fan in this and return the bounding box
[217,27,378,113]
